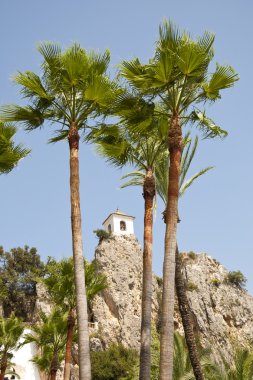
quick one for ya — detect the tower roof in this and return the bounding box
[102,208,135,225]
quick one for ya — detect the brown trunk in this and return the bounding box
[175,246,204,380]
[50,350,58,380]
[0,354,7,380]
[63,308,76,380]
[159,114,182,380]
[139,168,155,380]
[68,122,91,380]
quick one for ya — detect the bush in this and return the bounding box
[93,229,111,244]
[188,251,197,260]
[186,281,198,292]
[225,271,247,287]
[91,343,138,380]
[210,278,221,287]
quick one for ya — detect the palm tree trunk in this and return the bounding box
[0,355,7,380]
[139,168,155,380]
[68,121,91,380]
[159,114,182,380]
[50,351,58,380]
[175,246,204,380]
[63,308,76,380]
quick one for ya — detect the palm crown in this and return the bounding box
[118,20,238,139]
[1,43,117,141]
[0,122,30,174]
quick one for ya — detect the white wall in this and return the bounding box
[103,214,134,235]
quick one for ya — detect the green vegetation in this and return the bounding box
[186,281,199,292]
[210,278,221,287]
[0,314,24,379]
[91,344,138,380]
[93,229,112,243]
[23,309,68,379]
[225,271,247,288]
[0,122,30,175]
[0,246,45,320]
[188,251,197,260]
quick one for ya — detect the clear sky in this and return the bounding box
[1,1,253,293]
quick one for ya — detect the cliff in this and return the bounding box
[90,235,253,364]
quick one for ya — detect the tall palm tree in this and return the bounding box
[0,314,24,380]
[119,20,238,379]
[123,134,212,380]
[24,308,68,380]
[44,257,107,380]
[89,119,166,380]
[0,122,30,174]
[1,42,116,380]
[156,135,212,380]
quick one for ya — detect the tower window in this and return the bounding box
[108,224,112,233]
[120,220,126,231]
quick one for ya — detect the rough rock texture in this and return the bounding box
[90,237,253,363]
[179,253,253,363]
[90,234,160,349]
[33,281,52,319]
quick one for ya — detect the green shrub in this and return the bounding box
[155,276,163,287]
[225,271,247,287]
[186,281,198,292]
[93,229,111,244]
[188,251,197,260]
[91,343,138,380]
[210,278,221,287]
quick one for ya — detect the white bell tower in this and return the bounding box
[102,209,135,236]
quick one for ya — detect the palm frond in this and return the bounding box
[180,166,214,197]
[203,64,239,100]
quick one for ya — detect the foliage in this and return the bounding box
[186,282,199,292]
[93,229,112,244]
[91,343,138,380]
[0,314,24,375]
[0,122,30,174]
[23,308,68,374]
[44,256,107,309]
[0,43,117,140]
[187,251,197,260]
[210,278,221,287]
[0,246,45,320]
[225,271,247,288]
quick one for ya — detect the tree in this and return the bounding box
[0,246,45,320]
[23,308,68,380]
[0,122,30,174]
[89,119,166,380]
[44,257,107,380]
[0,314,24,380]
[156,135,213,379]
[1,42,116,380]
[119,20,238,379]
[91,343,138,380]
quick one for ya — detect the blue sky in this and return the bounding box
[1,1,253,293]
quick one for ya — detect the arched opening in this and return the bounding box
[120,220,126,231]
[108,224,112,233]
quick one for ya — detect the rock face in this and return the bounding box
[91,234,160,349]
[91,237,253,363]
[180,253,253,363]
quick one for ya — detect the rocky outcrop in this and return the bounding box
[90,236,253,363]
[180,253,253,363]
[91,234,160,349]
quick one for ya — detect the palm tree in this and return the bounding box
[123,134,212,380]
[89,119,166,380]
[1,42,116,380]
[119,20,238,379]
[24,308,68,380]
[0,122,30,174]
[44,257,107,380]
[0,314,24,380]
